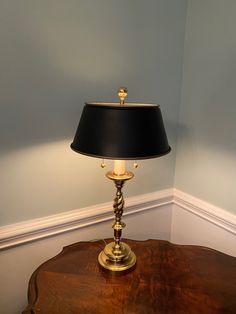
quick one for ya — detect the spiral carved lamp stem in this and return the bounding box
[113,180,125,248]
[98,171,136,271]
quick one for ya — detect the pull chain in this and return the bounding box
[101,159,106,168]
[133,161,138,169]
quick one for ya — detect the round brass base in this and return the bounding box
[98,242,136,272]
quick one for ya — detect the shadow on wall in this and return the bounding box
[200,61,236,153]
[178,38,236,155]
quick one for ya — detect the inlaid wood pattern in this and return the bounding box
[23,239,236,314]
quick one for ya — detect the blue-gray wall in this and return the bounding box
[175,0,236,213]
[0,0,187,225]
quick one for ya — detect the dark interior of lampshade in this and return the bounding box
[71,103,171,160]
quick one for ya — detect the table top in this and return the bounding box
[23,239,236,314]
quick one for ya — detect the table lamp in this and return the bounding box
[71,87,171,272]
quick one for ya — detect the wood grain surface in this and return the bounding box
[23,239,236,314]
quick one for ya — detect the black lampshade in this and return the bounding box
[71,102,171,160]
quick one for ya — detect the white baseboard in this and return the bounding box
[1,187,236,254]
[0,188,173,250]
[172,189,236,257]
[173,189,236,235]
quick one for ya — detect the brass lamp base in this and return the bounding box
[98,170,136,272]
[98,242,136,271]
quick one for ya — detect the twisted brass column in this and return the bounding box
[98,171,136,271]
[112,179,125,252]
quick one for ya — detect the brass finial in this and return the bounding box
[118,87,128,106]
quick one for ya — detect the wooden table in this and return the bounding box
[23,239,236,314]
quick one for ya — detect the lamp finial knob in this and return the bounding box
[118,87,128,106]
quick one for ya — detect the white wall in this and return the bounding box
[175,0,236,213]
[0,0,187,225]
